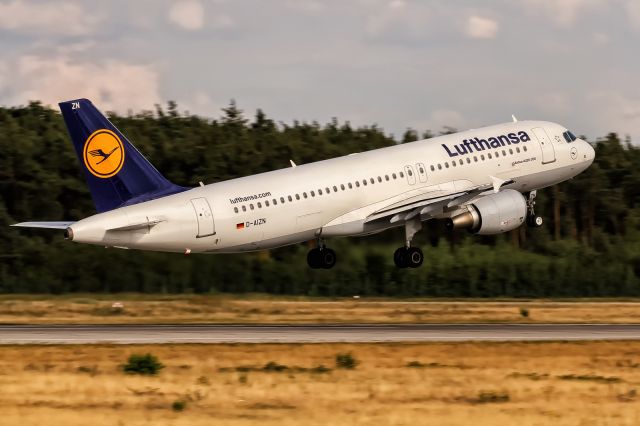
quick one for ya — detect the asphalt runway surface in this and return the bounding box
[2,324,640,344]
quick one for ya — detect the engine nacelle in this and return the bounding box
[447,189,527,235]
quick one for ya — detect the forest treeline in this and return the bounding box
[1,101,639,297]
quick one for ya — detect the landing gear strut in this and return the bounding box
[307,241,336,269]
[526,190,544,228]
[393,217,424,268]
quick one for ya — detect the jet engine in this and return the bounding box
[446,189,527,235]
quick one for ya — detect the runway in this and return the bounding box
[2,324,640,344]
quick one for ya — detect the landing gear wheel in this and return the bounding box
[527,215,543,228]
[307,247,337,269]
[394,247,423,268]
[394,247,408,268]
[406,247,424,268]
[307,248,321,269]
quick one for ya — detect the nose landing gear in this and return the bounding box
[526,190,544,228]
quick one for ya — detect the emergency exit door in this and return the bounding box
[190,198,215,237]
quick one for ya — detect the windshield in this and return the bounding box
[562,130,577,143]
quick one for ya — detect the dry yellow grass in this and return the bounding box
[3,294,640,324]
[2,342,640,425]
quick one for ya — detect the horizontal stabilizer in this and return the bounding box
[11,221,75,229]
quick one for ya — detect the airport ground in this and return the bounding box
[2,341,640,425]
[4,294,640,324]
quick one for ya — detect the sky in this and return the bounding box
[0,0,639,142]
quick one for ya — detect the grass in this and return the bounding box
[3,341,640,425]
[4,294,640,324]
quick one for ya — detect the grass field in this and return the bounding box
[2,341,640,425]
[3,294,640,324]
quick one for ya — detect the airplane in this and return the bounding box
[12,98,595,269]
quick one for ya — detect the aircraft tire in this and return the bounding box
[321,248,337,269]
[307,248,322,269]
[527,215,543,228]
[406,247,424,268]
[394,247,409,268]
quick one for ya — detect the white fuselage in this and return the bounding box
[68,120,595,253]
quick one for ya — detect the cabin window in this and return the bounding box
[250,204,255,210]
[370,178,375,184]
[311,190,315,197]
[326,187,331,193]
[355,181,360,187]
[341,184,345,190]
[523,146,528,152]
[437,164,442,170]
[363,179,367,186]
[466,158,471,164]
[257,202,262,208]
[288,195,293,201]
[509,149,513,155]
[333,186,337,192]
[242,205,247,212]
[516,147,521,153]
[295,194,300,200]
[273,199,277,205]
[280,197,285,203]
[303,192,308,198]
[399,171,405,178]
[408,169,413,175]
[234,207,238,213]
[452,161,456,167]
[318,189,323,195]
[392,173,397,179]
[265,200,270,207]
[348,183,353,189]
[495,152,499,158]
[430,165,435,171]
[377,176,382,183]
[385,175,390,181]
[488,153,492,159]
[419,166,425,174]
[474,156,478,162]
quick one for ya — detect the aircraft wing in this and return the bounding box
[11,221,76,229]
[365,177,515,224]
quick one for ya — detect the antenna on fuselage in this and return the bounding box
[511,115,518,123]
[289,160,297,167]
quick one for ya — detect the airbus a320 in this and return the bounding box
[12,99,595,269]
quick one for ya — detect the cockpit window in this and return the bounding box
[563,130,578,143]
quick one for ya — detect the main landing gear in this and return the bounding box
[307,242,337,269]
[393,217,424,268]
[526,190,544,228]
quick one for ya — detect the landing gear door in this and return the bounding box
[190,198,215,237]
[532,127,556,164]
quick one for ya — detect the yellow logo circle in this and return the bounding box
[83,129,125,178]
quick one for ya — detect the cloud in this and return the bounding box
[0,0,98,36]
[465,16,498,39]
[586,90,640,141]
[2,56,162,113]
[523,0,606,28]
[168,0,205,31]
[626,0,640,30]
[364,0,431,42]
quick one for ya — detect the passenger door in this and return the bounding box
[404,165,417,185]
[190,198,215,237]
[415,163,428,183]
[532,127,556,164]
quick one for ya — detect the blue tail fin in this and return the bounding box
[59,98,188,213]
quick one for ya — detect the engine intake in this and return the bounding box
[446,189,527,235]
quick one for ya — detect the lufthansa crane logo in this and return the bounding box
[83,129,125,178]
